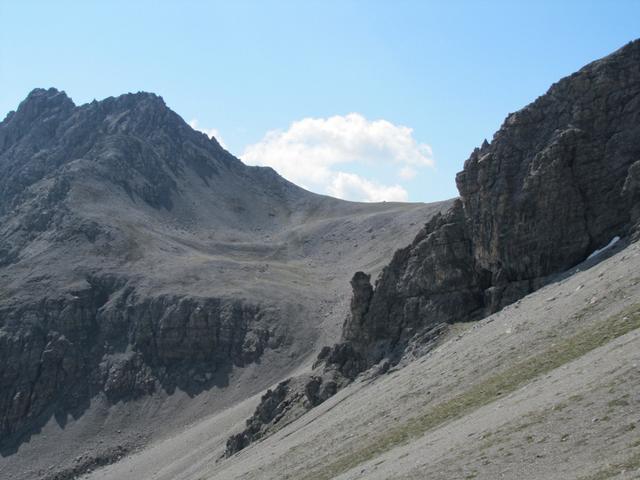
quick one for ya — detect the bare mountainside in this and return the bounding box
[0,88,448,477]
[1,37,640,480]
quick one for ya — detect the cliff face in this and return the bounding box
[459,40,640,289]
[341,201,481,364]
[342,39,640,366]
[225,40,640,456]
[0,287,279,444]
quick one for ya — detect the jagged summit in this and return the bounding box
[1,87,224,160]
[2,88,172,129]
[13,87,168,112]
[0,85,261,220]
[12,87,74,115]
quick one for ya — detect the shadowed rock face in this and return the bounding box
[623,160,640,235]
[341,201,483,365]
[224,39,640,456]
[343,38,640,367]
[0,278,281,451]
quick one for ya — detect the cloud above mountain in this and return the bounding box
[241,113,433,202]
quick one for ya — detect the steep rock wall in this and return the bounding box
[0,278,283,449]
[342,38,640,366]
[224,39,640,456]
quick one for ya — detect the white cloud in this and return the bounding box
[398,166,417,180]
[241,113,433,202]
[189,119,227,149]
[328,172,408,202]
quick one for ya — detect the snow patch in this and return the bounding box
[587,236,620,260]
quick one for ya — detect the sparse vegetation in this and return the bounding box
[304,304,640,480]
[577,449,640,480]
[607,396,630,409]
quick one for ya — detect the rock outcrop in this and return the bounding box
[224,364,354,457]
[223,374,342,456]
[337,38,640,369]
[0,280,283,447]
[224,39,640,455]
[338,200,482,365]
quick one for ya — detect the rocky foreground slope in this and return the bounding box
[0,87,446,477]
[195,238,639,480]
[224,39,640,456]
[120,231,636,480]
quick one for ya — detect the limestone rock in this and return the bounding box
[337,38,640,375]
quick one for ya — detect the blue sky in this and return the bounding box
[1,1,639,202]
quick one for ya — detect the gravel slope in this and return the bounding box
[76,238,640,480]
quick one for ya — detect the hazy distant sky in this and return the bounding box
[1,1,639,202]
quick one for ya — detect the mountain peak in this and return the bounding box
[6,88,170,125]
[99,90,167,111]
[25,87,73,103]
[6,87,75,124]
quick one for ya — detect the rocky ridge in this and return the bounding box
[224,38,640,456]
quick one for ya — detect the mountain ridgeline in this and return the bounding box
[0,85,447,462]
[225,39,640,455]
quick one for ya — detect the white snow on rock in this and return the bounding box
[587,236,620,260]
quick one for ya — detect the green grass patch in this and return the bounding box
[577,448,640,480]
[607,396,630,409]
[304,304,640,480]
